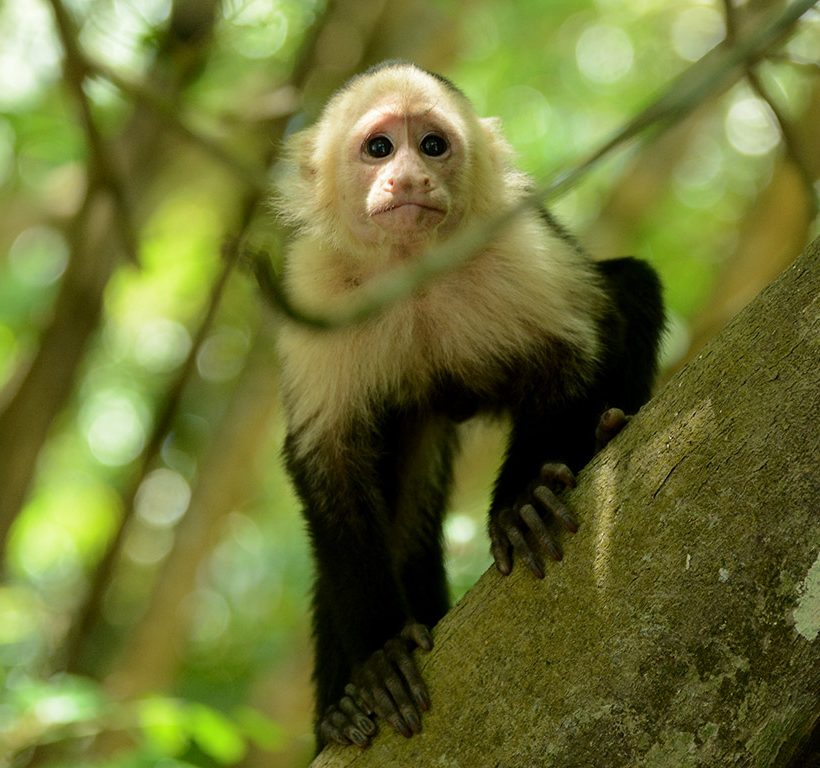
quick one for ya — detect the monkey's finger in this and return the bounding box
[505,514,545,579]
[384,639,426,727]
[344,683,374,715]
[339,695,377,738]
[390,644,431,712]
[532,484,578,533]
[382,671,421,736]
[318,721,350,746]
[595,408,630,452]
[401,622,433,652]
[368,685,409,738]
[342,718,374,748]
[489,521,513,575]
[539,462,576,491]
[374,684,413,738]
[520,503,563,562]
[363,654,414,738]
[319,708,355,746]
[355,684,376,716]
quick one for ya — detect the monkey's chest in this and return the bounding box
[279,264,578,438]
[337,292,539,406]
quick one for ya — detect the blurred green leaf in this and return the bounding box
[235,705,286,751]
[137,697,189,757]
[189,704,247,764]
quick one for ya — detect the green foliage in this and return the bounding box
[0,674,282,766]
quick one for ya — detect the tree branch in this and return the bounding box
[85,57,272,194]
[46,0,139,263]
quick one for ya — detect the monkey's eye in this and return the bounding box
[365,135,394,158]
[420,133,448,157]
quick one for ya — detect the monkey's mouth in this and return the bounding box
[372,201,445,217]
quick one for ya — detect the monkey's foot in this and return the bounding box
[489,462,578,579]
[347,622,433,742]
[318,684,377,748]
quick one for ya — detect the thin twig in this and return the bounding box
[252,0,819,330]
[87,58,271,194]
[46,0,139,263]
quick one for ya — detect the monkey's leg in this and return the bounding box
[312,591,377,748]
[397,444,452,630]
[400,527,450,629]
[290,434,430,746]
[328,416,454,743]
[488,398,598,578]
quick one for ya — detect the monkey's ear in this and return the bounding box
[476,116,530,204]
[479,116,505,140]
[480,117,516,170]
[286,126,320,180]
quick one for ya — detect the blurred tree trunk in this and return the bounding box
[0,0,221,551]
[104,321,281,699]
[682,80,820,364]
[314,237,820,767]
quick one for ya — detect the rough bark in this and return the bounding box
[313,237,820,767]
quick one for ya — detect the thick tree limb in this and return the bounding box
[314,237,820,766]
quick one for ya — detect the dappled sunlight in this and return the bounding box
[590,397,715,596]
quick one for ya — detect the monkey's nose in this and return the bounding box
[385,175,430,193]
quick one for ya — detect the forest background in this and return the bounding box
[0,0,817,766]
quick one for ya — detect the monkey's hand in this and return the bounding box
[489,462,578,579]
[345,622,433,744]
[488,408,634,578]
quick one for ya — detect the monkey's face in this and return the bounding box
[278,64,523,260]
[340,99,467,247]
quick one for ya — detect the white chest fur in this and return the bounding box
[278,215,605,449]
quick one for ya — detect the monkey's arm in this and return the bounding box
[488,397,600,577]
[285,427,432,746]
[489,257,664,577]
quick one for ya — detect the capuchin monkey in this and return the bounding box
[275,61,664,749]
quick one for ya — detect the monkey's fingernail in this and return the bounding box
[357,716,376,735]
[404,710,421,734]
[415,688,431,711]
[349,728,368,747]
[392,716,412,738]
